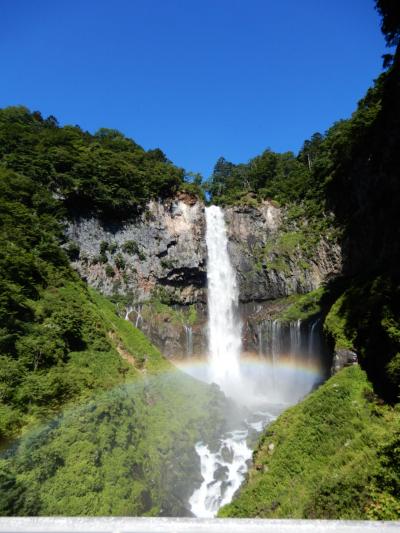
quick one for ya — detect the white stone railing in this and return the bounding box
[0,518,399,533]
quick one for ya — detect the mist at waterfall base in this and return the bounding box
[173,206,328,518]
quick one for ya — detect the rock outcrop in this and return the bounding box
[66,194,207,304]
[331,349,358,375]
[224,203,342,302]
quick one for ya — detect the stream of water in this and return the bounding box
[184,206,325,517]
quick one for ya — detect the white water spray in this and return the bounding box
[189,430,252,518]
[205,206,242,395]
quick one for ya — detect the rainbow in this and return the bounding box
[172,352,324,380]
[171,352,325,406]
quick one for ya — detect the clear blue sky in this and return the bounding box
[1,0,387,178]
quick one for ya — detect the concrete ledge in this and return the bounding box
[0,518,399,533]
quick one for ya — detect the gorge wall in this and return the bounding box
[66,195,342,357]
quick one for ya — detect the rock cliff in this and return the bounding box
[66,196,342,357]
[66,196,342,306]
[66,193,207,304]
[224,203,342,302]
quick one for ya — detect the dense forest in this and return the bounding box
[0,107,187,218]
[0,0,399,520]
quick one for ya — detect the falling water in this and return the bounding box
[189,430,253,518]
[124,305,142,328]
[290,319,302,355]
[183,325,193,357]
[272,319,281,365]
[257,323,263,356]
[133,305,142,328]
[308,318,321,357]
[124,305,133,321]
[189,206,253,517]
[205,205,241,394]
[187,206,326,518]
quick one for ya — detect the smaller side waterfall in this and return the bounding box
[308,318,321,357]
[124,305,133,321]
[290,319,302,356]
[251,317,325,404]
[183,325,193,357]
[271,319,281,365]
[125,305,143,328]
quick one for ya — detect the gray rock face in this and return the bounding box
[224,203,342,302]
[331,349,358,374]
[66,196,342,305]
[65,194,207,304]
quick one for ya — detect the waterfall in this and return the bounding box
[257,323,263,356]
[188,206,326,518]
[124,304,142,328]
[124,305,133,321]
[183,325,193,357]
[271,319,281,365]
[189,430,253,518]
[189,206,254,518]
[134,305,143,328]
[290,319,302,356]
[252,316,325,404]
[308,318,321,357]
[205,206,241,393]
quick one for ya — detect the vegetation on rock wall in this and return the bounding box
[324,275,400,403]
[276,288,325,323]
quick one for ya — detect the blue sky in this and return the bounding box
[1,0,387,178]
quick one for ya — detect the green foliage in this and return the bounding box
[114,254,126,270]
[0,288,227,516]
[0,106,184,219]
[219,366,400,519]
[65,241,80,261]
[278,288,325,322]
[324,275,400,403]
[186,305,198,326]
[122,240,139,255]
[100,241,109,255]
[0,279,140,439]
[121,240,146,261]
[0,372,227,516]
[105,265,115,278]
[0,160,174,440]
[324,294,355,350]
[141,299,198,329]
[0,280,228,516]
[375,0,400,47]
[206,151,312,208]
[180,172,205,201]
[261,230,312,275]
